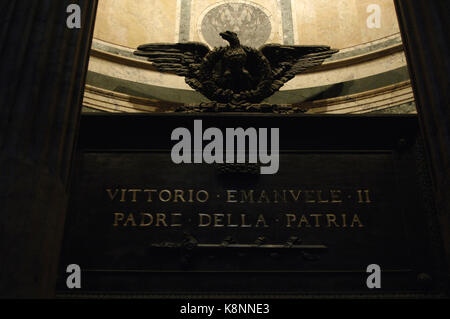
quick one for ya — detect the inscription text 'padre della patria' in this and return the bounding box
[107,188,370,229]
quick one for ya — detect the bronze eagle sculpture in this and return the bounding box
[134,31,338,106]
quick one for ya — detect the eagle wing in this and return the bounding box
[259,44,339,92]
[134,42,211,91]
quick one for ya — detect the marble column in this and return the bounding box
[394,0,450,283]
[0,0,97,298]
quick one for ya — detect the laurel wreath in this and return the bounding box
[194,46,274,105]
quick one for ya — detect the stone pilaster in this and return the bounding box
[0,0,97,298]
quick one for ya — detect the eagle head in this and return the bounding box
[220,31,240,46]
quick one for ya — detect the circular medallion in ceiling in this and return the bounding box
[200,2,272,48]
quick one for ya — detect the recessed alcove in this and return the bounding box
[84,0,416,114]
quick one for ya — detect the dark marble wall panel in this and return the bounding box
[0,0,98,298]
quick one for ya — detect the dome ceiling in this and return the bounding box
[84,0,416,114]
[93,0,400,49]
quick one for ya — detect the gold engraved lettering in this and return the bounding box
[317,190,329,203]
[286,214,296,228]
[144,189,157,202]
[188,189,194,203]
[331,190,342,203]
[214,214,225,227]
[351,214,364,227]
[124,213,137,227]
[342,214,348,227]
[159,190,172,202]
[258,190,270,203]
[140,213,154,227]
[289,190,302,201]
[156,213,168,227]
[357,189,372,203]
[128,189,142,202]
[241,214,252,228]
[273,190,287,203]
[196,190,209,203]
[310,214,322,227]
[298,214,311,228]
[120,189,127,202]
[227,214,239,227]
[171,213,182,227]
[326,214,340,227]
[255,214,269,228]
[305,190,316,203]
[227,190,238,203]
[107,189,119,201]
[173,190,186,203]
[199,213,211,227]
[113,213,125,227]
[240,190,254,203]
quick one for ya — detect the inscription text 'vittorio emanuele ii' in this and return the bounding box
[106,188,371,229]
